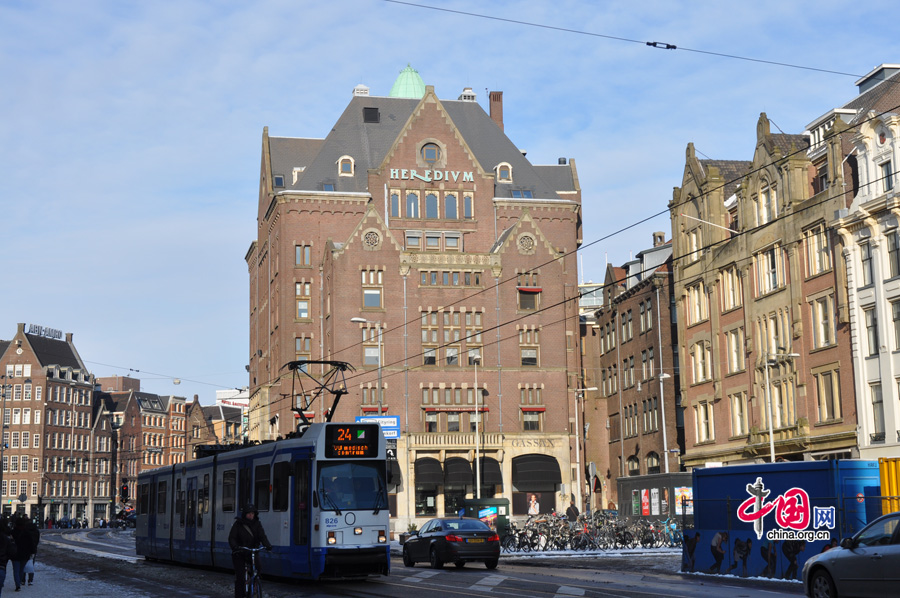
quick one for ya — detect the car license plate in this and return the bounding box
[467,538,484,543]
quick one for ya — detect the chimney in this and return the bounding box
[489,91,504,131]
[653,232,666,247]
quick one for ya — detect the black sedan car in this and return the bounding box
[403,517,500,569]
[802,510,900,598]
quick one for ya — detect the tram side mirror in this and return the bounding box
[840,537,854,549]
[386,470,393,485]
[312,490,319,508]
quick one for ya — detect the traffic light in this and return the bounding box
[121,482,129,502]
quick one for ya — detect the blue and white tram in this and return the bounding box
[135,422,390,579]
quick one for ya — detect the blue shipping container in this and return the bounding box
[683,460,881,580]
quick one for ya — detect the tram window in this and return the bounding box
[222,470,236,512]
[255,464,271,511]
[139,483,150,515]
[176,479,185,527]
[273,462,291,511]
[157,480,167,514]
[187,488,196,526]
[239,468,251,510]
[294,460,310,546]
[202,474,210,514]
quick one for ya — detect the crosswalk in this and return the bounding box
[396,569,589,597]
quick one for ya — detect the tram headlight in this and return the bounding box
[377,530,386,543]
[354,527,363,535]
[327,531,336,545]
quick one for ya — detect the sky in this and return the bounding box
[2,0,898,404]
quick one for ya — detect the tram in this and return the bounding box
[134,421,391,579]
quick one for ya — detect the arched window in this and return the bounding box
[338,155,354,177]
[406,192,419,218]
[496,162,512,182]
[444,193,458,219]
[390,192,400,218]
[646,452,660,475]
[626,456,640,476]
[425,193,438,219]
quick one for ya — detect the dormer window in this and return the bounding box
[323,183,335,192]
[338,156,355,177]
[511,189,533,198]
[273,175,285,188]
[496,162,512,182]
[421,143,441,165]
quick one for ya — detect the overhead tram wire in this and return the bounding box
[329,100,900,368]
[381,0,863,79]
[251,100,900,419]
[271,161,897,414]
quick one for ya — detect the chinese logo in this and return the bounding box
[736,477,834,541]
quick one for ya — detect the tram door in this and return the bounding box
[292,458,311,575]
[185,476,199,561]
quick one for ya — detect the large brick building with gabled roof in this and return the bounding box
[246,68,587,528]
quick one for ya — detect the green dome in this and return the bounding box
[389,64,426,99]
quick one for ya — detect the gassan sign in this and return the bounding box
[737,476,835,542]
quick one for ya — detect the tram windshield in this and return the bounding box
[317,461,387,513]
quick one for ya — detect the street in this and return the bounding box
[35,529,804,598]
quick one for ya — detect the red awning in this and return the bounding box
[517,286,542,293]
[520,407,546,412]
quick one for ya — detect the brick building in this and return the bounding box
[245,67,584,527]
[0,323,103,522]
[670,112,857,468]
[584,234,682,509]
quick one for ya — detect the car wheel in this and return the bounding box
[402,546,414,568]
[485,558,499,570]
[455,561,465,569]
[430,546,444,569]
[810,569,837,598]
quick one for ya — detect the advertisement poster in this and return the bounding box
[641,489,650,516]
[513,492,547,516]
[651,488,660,516]
[478,506,498,528]
[674,486,693,515]
[661,487,670,516]
[632,489,640,515]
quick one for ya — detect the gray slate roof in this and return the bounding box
[699,159,752,198]
[270,95,577,201]
[25,333,83,369]
[842,69,900,116]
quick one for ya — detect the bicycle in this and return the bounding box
[235,545,266,598]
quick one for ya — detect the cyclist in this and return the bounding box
[228,503,272,598]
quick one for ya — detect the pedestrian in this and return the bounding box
[565,500,580,523]
[11,518,36,591]
[24,517,39,586]
[228,503,272,598]
[0,521,18,595]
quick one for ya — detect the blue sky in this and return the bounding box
[2,0,897,403]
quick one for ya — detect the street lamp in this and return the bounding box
[350,317,383,414]
[0,375,8,505]
[764,350,800,463]
[571,387,597,512]
[658,373,672,473]
[473,357,482,499]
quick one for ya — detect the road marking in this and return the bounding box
[406,569,441,583]
[469,574,507,592]
[554,586,585,597]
